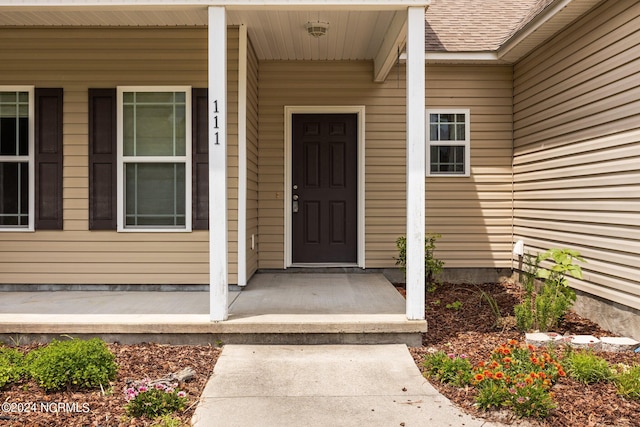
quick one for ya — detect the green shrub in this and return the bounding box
[0,347,25,388]
[614,365,640,400]
[395,233,444,291]
[26,338,117,392]
[125,380,188,419]
[514,248,582,332]
[562,350,612,385]
[423,351,472,387]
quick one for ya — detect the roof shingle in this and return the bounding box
[425,0,551,52]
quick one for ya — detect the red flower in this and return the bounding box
[495,372,505,380]
[474,373,485,382]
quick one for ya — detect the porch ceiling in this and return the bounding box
[0,6,406,62]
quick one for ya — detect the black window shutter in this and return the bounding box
[35,88,63,230]
[192,88,209,230]
[88,89,117,230]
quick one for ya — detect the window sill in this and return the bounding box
[117,227,192,233]
[0,228,35,232]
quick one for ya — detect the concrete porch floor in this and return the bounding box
[0,273,426,345]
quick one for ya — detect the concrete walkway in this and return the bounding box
[192,344,498,427]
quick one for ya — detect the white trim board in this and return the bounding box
[237,24,248,287]
[284,106,366,269]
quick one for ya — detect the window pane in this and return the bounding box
[135,92,175,103]
[455,124,465,141]
[0,162,29,226]
[0,117,18,155]
[1,91,29,156]
[122,92,186,157]
[440,114,454,123]
[430,145,465,174]
[430,123,438,141]
[125,163,186,227]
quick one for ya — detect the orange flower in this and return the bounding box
[503,357,512,364]
[525,377,534,385]
[543,379,551,387]
[495,372,505,380]
[530,357,539,364]
[558,370,566,377]
[502,348,512,356]
[508,339,518,346]
[489,361,500,369]
[474,373,485,382]
[538,372,546,379]
[484,371,494,379]
[529,372,538,379]
[527,344,535,351]
[477,361,486,368]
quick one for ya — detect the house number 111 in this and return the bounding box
[213,99,220,145]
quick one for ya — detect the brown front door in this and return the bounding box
[292,114,358,264]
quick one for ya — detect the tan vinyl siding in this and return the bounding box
[257,61,513,269]
[426,66,514,268]
[513,0,640,308]
[246,38,259,279]
[0,27,240,285]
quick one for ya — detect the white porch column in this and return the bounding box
[237,24,248,287]
[405,6,426,320]
[209,6,228,321]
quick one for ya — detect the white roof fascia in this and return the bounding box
[497,0,603,62]
[498,0,574,60]
[399,51,503,64]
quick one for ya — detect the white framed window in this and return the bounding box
[427,109,471,177]
[117,86,192,232]
[0,86,34,231]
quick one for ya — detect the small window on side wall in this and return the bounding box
[427,109,470,177]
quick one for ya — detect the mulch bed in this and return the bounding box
[407,280,640,426]
[0,343,220,426]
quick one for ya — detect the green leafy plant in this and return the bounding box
[423,351,472,387]
[479,290,502,328]
[445,300,463,311]
[562,350,612,384]
[151,414,184,427]
[26,338,117,392]
[0,347,25,388]
[125,380,188,419]
[395,233,445,291]
[614,364,640,400]
[514,248,583,332]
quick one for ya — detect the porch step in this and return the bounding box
[0,313,426,346]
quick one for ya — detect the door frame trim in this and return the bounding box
[284,106,366,269]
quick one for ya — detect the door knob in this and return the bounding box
[293,194,299,201]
